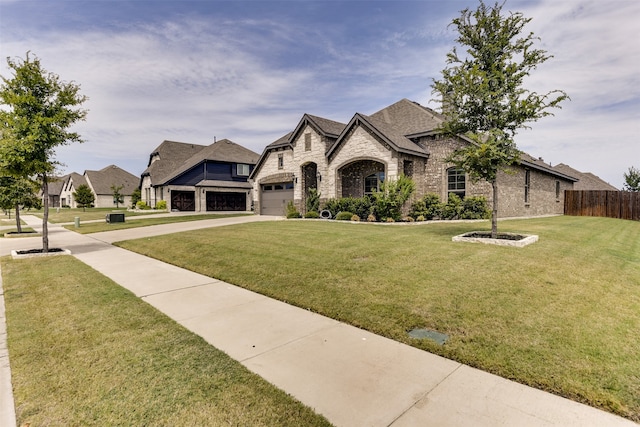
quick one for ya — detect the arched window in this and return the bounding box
[447,168,466,198]
[364,172,385,195]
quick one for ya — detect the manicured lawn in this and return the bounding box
[116,216,640,422]
[63,213,251,234]
[1,256,331,426]
[28,207,166,223]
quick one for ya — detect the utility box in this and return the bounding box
[106,213,125,223]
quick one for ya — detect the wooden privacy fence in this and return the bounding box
[564,190,640,220]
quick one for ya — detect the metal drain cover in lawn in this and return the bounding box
[408,328,449,345]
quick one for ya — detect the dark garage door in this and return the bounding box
[171,191,195,211]
[206,192,246,211]
[261,182,293,215]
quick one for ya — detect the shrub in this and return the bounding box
[305,188,320,213]
[367,214,377,222]
[350,214,360,222]
[416,215,425,222]
[441,193,464,220]
[410,193,443,220]
[322,197,372,220]
[370,175,415,222]
[155,200,167,210]
[461,196,490,219]
[335,211,355,221]
[304,211,320,219]
[136,201,151,210]
[286,201,301,218]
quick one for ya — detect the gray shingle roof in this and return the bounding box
[85,165,139,195]
[142,140,207,185]
[554,163,618,190]
[158,139,260,185]
[370,98,443,136]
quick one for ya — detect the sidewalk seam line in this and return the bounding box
[386,363,464,427]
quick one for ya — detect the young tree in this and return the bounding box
[0,52,88,251]
[111,184,124,208]
[432,1,568,237]
[0,175,40,232]
[130,187,141,208]
[73,184,95,212]
[623,166,640,192]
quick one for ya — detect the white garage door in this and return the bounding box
[261,182,294,215]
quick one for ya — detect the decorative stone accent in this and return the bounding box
[452,232,538,247]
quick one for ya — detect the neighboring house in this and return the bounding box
[554,163,619,191]
[84,165,139,208]
[44,166,137,208]
[46,172,87,208]
[140,139,260,212]
[250,98,580,217]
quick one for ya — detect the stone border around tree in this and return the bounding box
[10,248,72,260]
[452,232,538,247]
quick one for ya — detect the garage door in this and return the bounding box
[261,182,294,215]
[171,191,195,211]
[206,192,246,211]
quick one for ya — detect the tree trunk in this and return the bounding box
[15,203,22,233]
[491,179,499,238]
[42,175,49,253]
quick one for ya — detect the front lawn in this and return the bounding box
[28,207,166,223]
[1,256,330,426]
[64,213,251,234]
[116,216,640,422]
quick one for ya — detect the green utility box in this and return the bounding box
[106,213,125,223]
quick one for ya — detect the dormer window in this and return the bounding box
[237,164,250,176]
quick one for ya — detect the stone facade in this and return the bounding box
[250,99,577,217]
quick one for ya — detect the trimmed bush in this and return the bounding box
[286,201,301,218]
[461,196,490,219]
[350,214,360,222]
[322,197,372,220]
[136,201,151,210]
[156,200,167,210]
[335,211,355,221]
[304,211,320,219]
[410,193,442,220]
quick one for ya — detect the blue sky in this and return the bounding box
[1,0,638,188]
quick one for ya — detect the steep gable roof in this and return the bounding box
[85,165,139,195]
[250,132,293,180]
[554,163,617,190]
[327,112,429,160]
[370,98,443,136]
[142,140,207,184]
[159,139,260,185]
[287,114,347,149]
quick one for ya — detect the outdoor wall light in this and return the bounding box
[317,172,322,182]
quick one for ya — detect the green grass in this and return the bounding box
[1,256,331,426]
[116,216,640,422]
[28,207,167,223]
[64,213,251,234]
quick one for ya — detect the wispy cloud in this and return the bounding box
[1,0,637,188]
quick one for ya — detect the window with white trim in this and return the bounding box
[447,168,466,198]
[237,164,250,176]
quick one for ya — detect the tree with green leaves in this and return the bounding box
[0,174,40,232]
[73,184,95,211]
[130,187,142,208]
[0,52,88,251]
[623,166,640,192]
[432,1,568,237]
[111,184,124,208]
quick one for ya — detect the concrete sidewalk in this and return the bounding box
[1,215,637,426]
